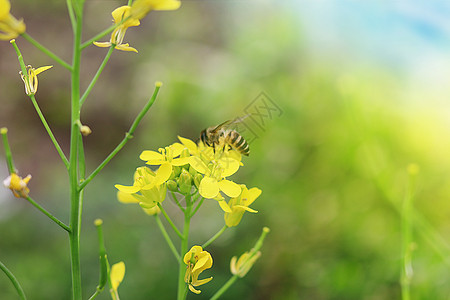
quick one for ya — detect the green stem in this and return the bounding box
[78,83,161,191]
[401,166,417,300]
[210,275,239,300]
[29,95,69,169]
[21,33,72,71]
[25,196,71,232]
[202,225,227,248]
[0,128,16,174]
[10,40,69,169]
[66,0,76,32]
[0,261,27,300]
[177,195,192,300]
[158,203,183,239]
[170,190,185,212]
[190,196,204,217]
[68,3,83,299]
[80,46,114,106]
[154,215,181,261]
[88,219,108,300]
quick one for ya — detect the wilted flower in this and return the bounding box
[0,0,25,40]
[94,6,140,53]
[230,251,261,278]
[19,64,53,96]
[3,172,31,198]
[184,246,213,294]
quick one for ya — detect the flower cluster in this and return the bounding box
[116,136,261,225]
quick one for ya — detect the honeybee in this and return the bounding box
[200,117,250,156]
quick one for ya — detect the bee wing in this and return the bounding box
[210,115,251,133]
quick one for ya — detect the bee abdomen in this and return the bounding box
[227,130,250,156]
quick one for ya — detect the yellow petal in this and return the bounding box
[218,180,241,198]
[152,0,181,11]
[188,156,209,174]
[188,284,201,294]
[114,184,140,194]
[218,200,232,213]
[142,205,160,215]
[117,191,139,203]
[110,261,125,291]
[171,157,190,166]
[111,6,131,23]
[154,163,172,185]
[199,177,219,199]
[184,246,203,264]
[0,0,11,19]
[169,142,185,157]
[230,256,238,275]
[244,187,262,206]
[140,150,163,162]
[93,41,112,48]
[178,136,198,153]
[192,253,212,272]
[234,205,258,213]
[193,277,213,287]
[34,65,53,75]
[115,43,138,53]
[219,158,240,177]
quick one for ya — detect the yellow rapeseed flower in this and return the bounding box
[3,172,31,198]
[130,0,181,20]
[184,246,213,294]
[224,185,261,227]
[19,65,53,96]
[140,142,189,169]
[0,0,25,40]
[94,6,140,53]
[115,164,171,210]
[230,250,261,278]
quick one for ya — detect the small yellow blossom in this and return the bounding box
[0,0,25,40]
[230,250,261,278]
[3,173,31,198]
[115,164,171,210]
[94,6,140,53]
[110,261,125,300]
[184,246,213,294]
[140,142,189,168]
[224,185,260,227]
[19,65,53,96]
[130,0,181,20]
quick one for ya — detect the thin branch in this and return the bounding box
[158,203,183,239]
[154,215,181,261]
[25,196,71,232]
[79,83,162,191]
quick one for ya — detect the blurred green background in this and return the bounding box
[1,0,450,299]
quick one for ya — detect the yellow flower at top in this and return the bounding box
[3,172,31,198]
[19,64,53,96]
[224,185,261,227]
[0,0,25,40]
[130,0,181,20]
[140,142,189,168]
[184,246,213,294]
[94,6,140,53]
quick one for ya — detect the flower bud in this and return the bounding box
[193,174,203,189]
[80,125,92,136]
[166,180,178,192]
[180,148,190,158]
[188,165,197,177]
[178,169,192,195]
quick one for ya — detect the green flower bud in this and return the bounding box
[194,174,203,189]
[166,180,178,192]
[178,169,192,195]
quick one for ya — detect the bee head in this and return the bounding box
[200,129,210,146]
